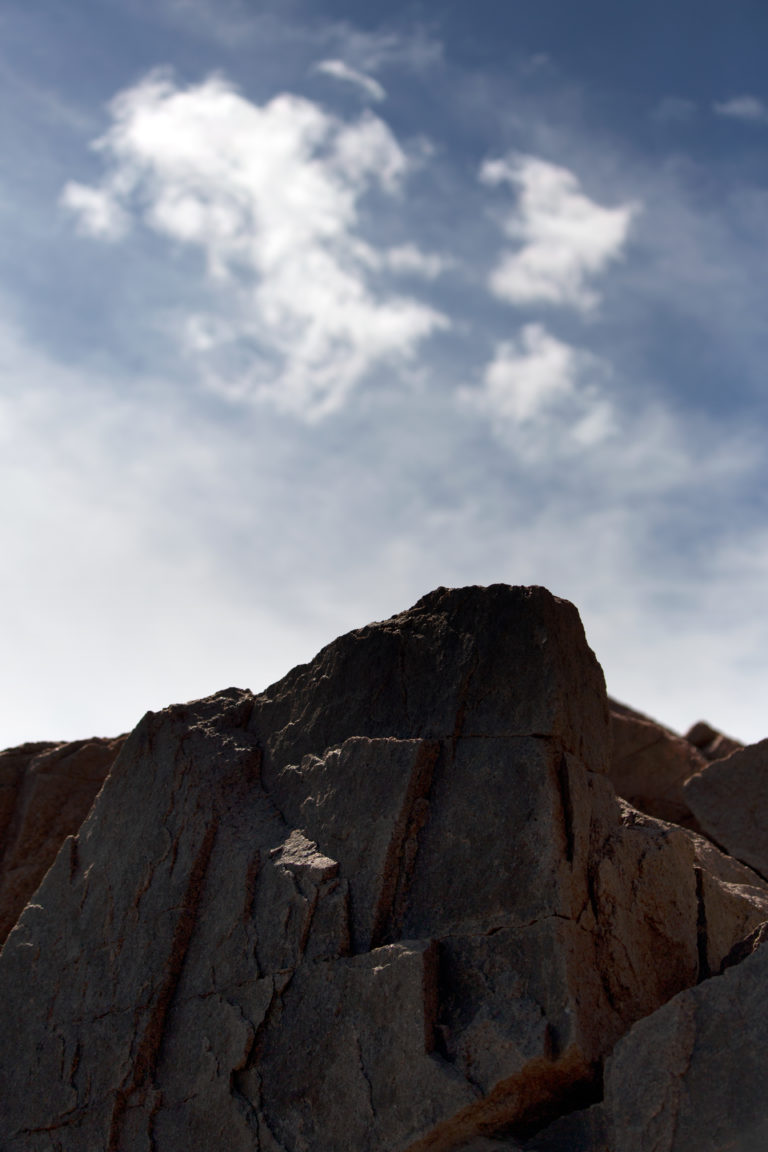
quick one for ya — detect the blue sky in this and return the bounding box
[3,0,768,748]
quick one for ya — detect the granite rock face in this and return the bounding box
[0,584,767,1152]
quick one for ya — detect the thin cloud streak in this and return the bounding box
[314,59,386,102]
[713,95,768,123]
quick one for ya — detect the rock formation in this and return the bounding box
[0,584,767,1151]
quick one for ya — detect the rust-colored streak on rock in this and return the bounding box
[401,1048,597,1152]
[370,740,440,949]
[108,816,219,1149]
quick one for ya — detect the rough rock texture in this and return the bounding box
[684,739,768,881]
[608,699,705,827]
[0,584,767,1151]
[596,933,768,1151]
[0,735,125,944]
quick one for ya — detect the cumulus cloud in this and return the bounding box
[713,95,768,123]
[480,154,640,312]
[314,59,386,102]
[61,70,447,418]
[460,323,615,458]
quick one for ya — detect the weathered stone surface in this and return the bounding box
[522,1103,608,1151]
[684,739,768,880]
[608,699,705,826]
[685,719,743,762]
[599,932,768,1151]
[252,584,611,775]
[688,833,768,976]
[0,585,766,1151]
[0,734,125,944]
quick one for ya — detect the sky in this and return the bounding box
[3,0,768,749]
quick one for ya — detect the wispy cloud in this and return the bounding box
[459,323,615,459]
[480,154,640,312]
[383,244,450,279]
[60,182,130,240]
[61,70,447,419]
[314,59,386,102]
[327,24,444,75]
[651,96,697,123]
[713,95,768,123]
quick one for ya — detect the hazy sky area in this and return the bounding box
[3,0,768,748]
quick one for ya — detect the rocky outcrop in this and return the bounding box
[0,585,766,1151]
[0,735,125,945]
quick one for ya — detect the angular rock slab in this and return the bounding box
[600,934,768,1151]
[685,719,742,763]
[608,699,704,827]
[685,738,768,880]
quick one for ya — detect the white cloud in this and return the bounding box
[474,324,578,422]
[60,181,130,239]
[480,153,640,311]
[61,70,447,419]
[314,59,386,102]
[713,95,768,123]
[460,323,615,458]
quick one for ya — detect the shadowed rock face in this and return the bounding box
[0,735,126,945]
[607,700,706,828]
[0,585,767,1152]
[685,739,768,881]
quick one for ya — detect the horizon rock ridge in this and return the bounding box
[1,584,767,1150]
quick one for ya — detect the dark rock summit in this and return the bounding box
[1,584,767,1151]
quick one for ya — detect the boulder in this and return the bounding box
[0,734,125,944]
[684,739,768,880]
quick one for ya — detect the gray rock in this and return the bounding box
[601,930,768,1151]
[1,586,766,1151]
